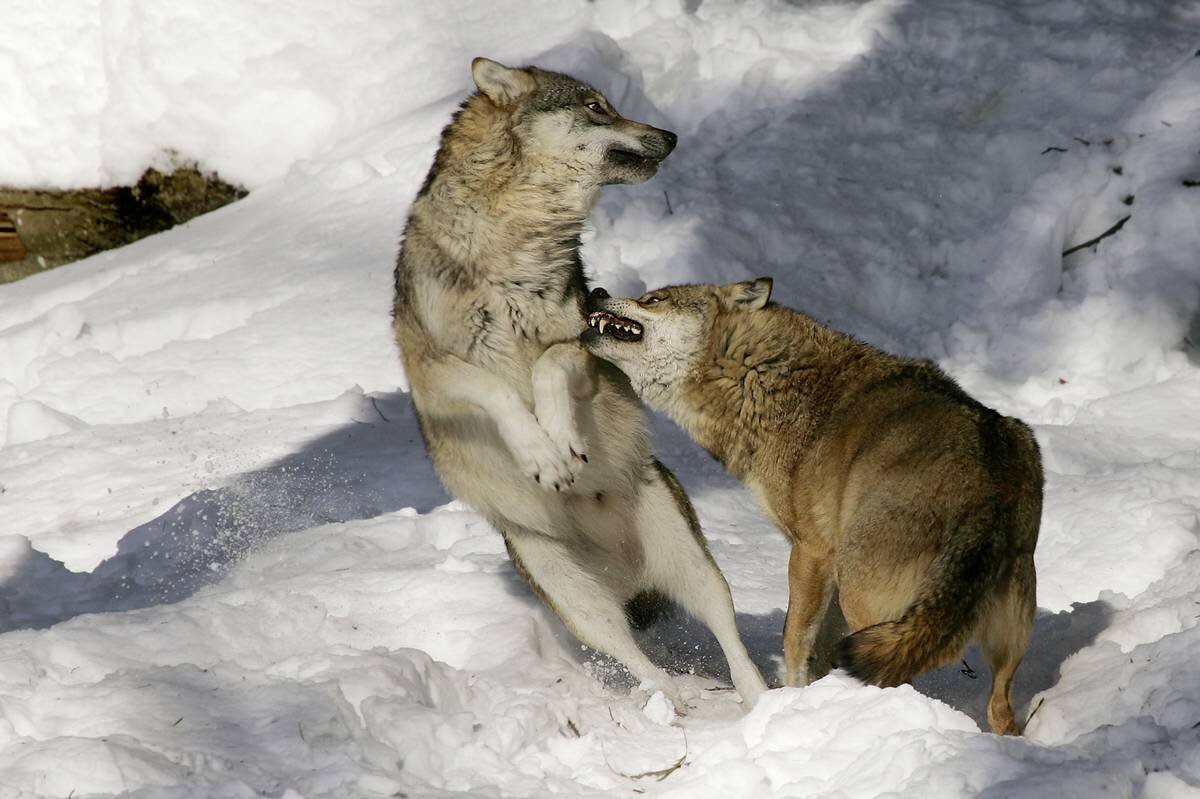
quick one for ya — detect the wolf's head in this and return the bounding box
[581,279,774,407]
[468,57,677,188]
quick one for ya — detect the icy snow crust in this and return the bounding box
[2,0,1199,796]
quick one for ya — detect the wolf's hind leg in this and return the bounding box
[639,462,767,707]
[979,554,1035,735]
[500,523,684,712]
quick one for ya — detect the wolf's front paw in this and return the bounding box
[537,411,588,474]
[784,662,810,688]
[509,419,578,492]
[533,383,588,477]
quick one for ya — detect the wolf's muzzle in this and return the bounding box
[587,310,643,341]
[644,129,677,159]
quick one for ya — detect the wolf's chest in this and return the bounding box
[502,286,570,340]
[467,282,581,360]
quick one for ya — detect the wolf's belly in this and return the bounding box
[416,374,650,536]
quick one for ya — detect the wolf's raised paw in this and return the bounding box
[509,420,578,491]
[534,408,587,486]
[544,421,587,472]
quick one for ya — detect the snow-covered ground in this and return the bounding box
[2,0,1200,796]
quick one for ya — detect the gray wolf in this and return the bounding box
[391,58,766,711]
[581,278,1042,734]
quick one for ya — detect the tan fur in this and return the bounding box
[393,60,765,710]
[584,280,1043,734]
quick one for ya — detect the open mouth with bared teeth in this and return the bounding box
[586,310,643,342]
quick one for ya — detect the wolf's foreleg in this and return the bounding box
[419,354,577,490]
[531,342,595,471]
[783,542,833,687]
[639,462,767,707]
[500,523,686,713]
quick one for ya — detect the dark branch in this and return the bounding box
[370,396,390,423]
[1062,214,1131,257]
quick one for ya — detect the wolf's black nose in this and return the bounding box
[589,286,610,300]
[661,130,678,154]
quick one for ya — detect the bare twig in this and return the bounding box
[608,706,629,731]
[1040,146,1067,155]
[625,751,687,781]
[566,719,580,737]
[1062,215,1131,257]
[663,190,673,216]
[1025,697,1046,727]
[370,396,391,423]
[601,728,689,782]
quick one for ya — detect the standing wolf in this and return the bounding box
[392,58,766,710]
[582,279,1043,734]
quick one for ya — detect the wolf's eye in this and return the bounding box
[585,100,607,115]
[641,295,665,305]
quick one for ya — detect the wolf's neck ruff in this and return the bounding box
[412,94,592,301]
[678,309,869,480]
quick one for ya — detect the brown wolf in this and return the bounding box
[582,278,1042,734]
[391,59,766,711]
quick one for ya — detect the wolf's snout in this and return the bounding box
[586,286,611,314]
[642,129,677,159]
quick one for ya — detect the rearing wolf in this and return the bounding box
[392,58,766,710]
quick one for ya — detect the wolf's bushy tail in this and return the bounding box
[838,505,1003,687]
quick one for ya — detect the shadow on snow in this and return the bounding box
[0,391,447,634]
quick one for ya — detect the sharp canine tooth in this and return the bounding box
[598,319,608,333]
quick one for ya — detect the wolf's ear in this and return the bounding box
[471,57,536,106]
[722,278,773,311]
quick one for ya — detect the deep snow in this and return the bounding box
[2,0,1200,797]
